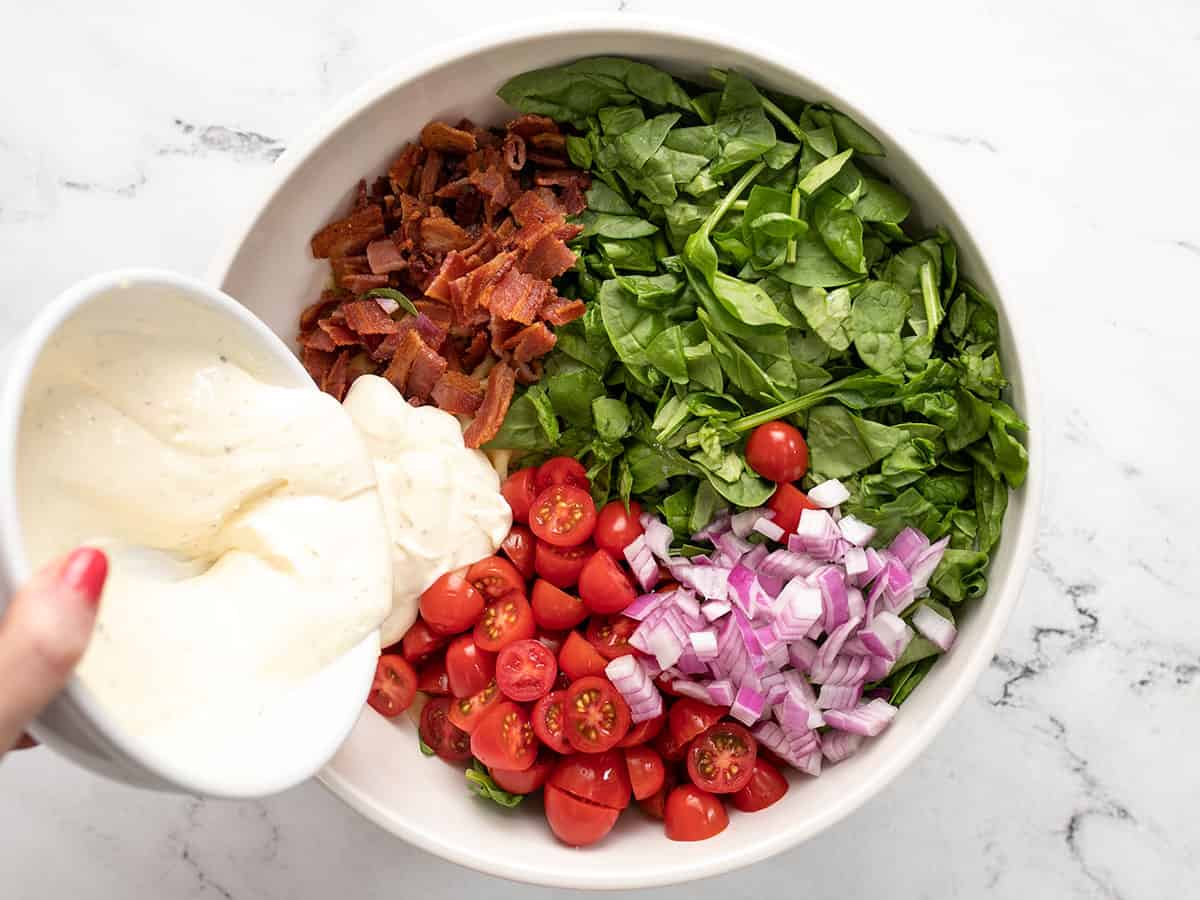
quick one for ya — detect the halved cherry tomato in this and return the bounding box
[534,540,592,588]
[415,656,449,696]
[617,712,666,748]
[531,690,570,753]
[767,482,820,533]
[529,484,596,548]
[563,675,631,752]
[578,550,637,614]
[367,654,416,717]
[466,556,525,601]
[624,745,666,801]
[531,579,588,630]
[664,785,728,841]
[536,629,566,655]
[687,722,757,794]
[745,420,809,484]
[668,698,726,745]
[419,571,484,636]
[471,701,537,771]
[637,766,678,820]
[534,456,590,493]
[496,638,558,702]
[501,467,540,523]
[731,757,789,812]
[500,525,536,579]
[445,634,496,698]
[653,724,689,762]
[558,631,608,682]
[491,751,554,795]
[447,679,501,734]
[585,615,638,660]
[593,500,644,557]
[544,785,619,847]
[549,750,632,810]
[419,696,472,762]
[401,618,448,664]
[473,592,536,652]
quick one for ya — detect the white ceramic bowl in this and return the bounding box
[0,269,382,798]
[208,16,1042,889]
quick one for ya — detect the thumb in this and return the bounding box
[0,548,107,753]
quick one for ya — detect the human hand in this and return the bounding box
[0,548,108,756]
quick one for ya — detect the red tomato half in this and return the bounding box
[617,712,666,748]
[731,758,789,812]
[466,556,526,601]
[653,725,689,762]
[496,639,558,702]
[367,654,416,717]
[563,675,631,752]
[558,631,609,682]
[593,500,644,557]
[445,634,496,698]
[668,698,726,745]
[686,722,757,794]
[491,752,555,795]
[447,679,501,734]
[624,745,666,801]
[415,656,449,696]
[530,485,597,548]
[745,420,809,483]
[534,456,590,493]
[419,571,485,636]
[767,482,820,533]
[419,697,472,762]
[549,750,632,810]
[534,540,592,588]
[544,786,620,847]
[637,767,678,820]
[471,701,537,771]
[401,618,448,664]
[585,615,638,660]
[578,550,637,615]
[501,467,540,523]
[473,592,536,653]
[531,579,588,630]
[500,525,536,579]
[664,785,728,841]
[531,690,570,753]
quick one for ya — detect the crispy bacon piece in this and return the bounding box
[388,144,423,195]
[541,297,587,326]
[503,322,557,364]
[515,360,544,385]
[519,233,578,281]
[490,314,523,357]
[419,216,472,254]
[460,330,489,372]
[342,298,399,336]
[418,150,443,202]
[530,132,567,154]
[383,330,424,391]
[332,255,370,285]
[366,238,407,274]
[420,122,477,155]
[425,252,470,302]
[311,205,385,259]
[407,343,449,401]
[318,319,362,346]
[469,167,519,208]
[301,346,335,384]
[341,274,390,294]
[463,362,516,448]
[370,331,403,363]
[486,268,549,325]
[507,114,559,138]
[503,134,526,171]
[322,350,351,401]
[450,250,516,324]
[510,188,564,227]
[300,328,337,352]
[415,300,454,332]
[300,292,341,330]
[431,371,485,415]
[396,312,447,352]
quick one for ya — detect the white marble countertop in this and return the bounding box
[2,1,1196,897]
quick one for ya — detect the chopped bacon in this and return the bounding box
[530,132,567,154]
[490,314,523,357]
[332,255,370,285]
[460,330,489,372]
[420,122,477,155]
[300,328,337,352]
[503,134,526,171]
[388,144,424,195]
[451,250,516,324]
[311,205,385,258]
[418,150,443,202]
[469,167,520,209]
[300,292,341,330]
[419,216,472,254]
[341,273,390,294]
[407,342,449,401]
[463,362,516,448]
[431,371,485,415]
[541,297,587,326]
[342,298,399,335]
[318,319,362,346]
[510,188,564,227]
[301,346,336,384]
[426,252,470,302]
[415,300,454,332]
[516,360,544,385]
[507,114,559,138]
[383,330,424,391]
[396,312,447,352]
[519,233,578,281]
[370,331,403,362]
[366,238,407,274]
[503,322,557,364]
[322,350,351,401]
[486,268,549,325]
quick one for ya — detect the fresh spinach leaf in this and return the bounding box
[849,280,911,374]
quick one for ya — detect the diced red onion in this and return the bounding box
[788,638,818,673]
[730,685,766,725]
[816,566,850,632]
[817,680,864,710]
[672,680,713,703]
[640,513,675,561]
[847,586,865,620]
[707,679,735,706]
[822,730,863,762]
[753,516,785,542]
[692,510,732,543]
[837,514,876,547]
[742,543,769,571]
[794,509,841,559]
[808,478,850,508]
[714,531,753,561]
[630,693,664,723]
[623,592,666,621]
[909,536,950,593]
[760,548,822,580]
[913,603,957,651]
[623,535,648,568]
[843,546,868,577]
[811,616,862,681]
[674,647,708,675]
[689,630,719,659]
[605,655,664,723]
[824,698,898,737]
[858,611,911,660]
[672,563,731,600]
[888,527,929,568]
[731,507,770,538]
[630,545,660,592]
[702,600,731,621]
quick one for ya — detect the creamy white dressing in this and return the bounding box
[342,375,511,646]
[16,297,394,760]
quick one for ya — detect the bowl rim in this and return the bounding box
[205,12,1043,888]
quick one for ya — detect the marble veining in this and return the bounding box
[1,1,1196,898]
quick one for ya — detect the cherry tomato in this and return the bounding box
[558,631,609,682]
[401,618,448,663]
[471,700,537,771]
[564,675,631,752]
[536,629,566,655]
[419,696,472,762]
[496,638,558,702]
[447,679,501,734]
[624,745,666,801]
[745,420,809,483]
[473,592,536,653]
[534,540,592,588]
[544,785,620,847]
[466,555,526,601]
[686,722,757,794]
[367,654,416,717]
[445,634,496,698]
[534,456,590,493]
[531,690,570,753]
[731,758,789,812]
[491,752,555,795]
[415,656,449,696]
[617,712,666,748]
[593,500,644,557]
[501,467,540,523]
[664,785,728,841]
[767,482,820,533]
[549,750,632,810]
[419,571,485,635]
[500,525,536,579]
[668,698,726,745]
[637,767,678,820]
[653,724,689,762]
[585,615,638,660]
[531,579,588,630]
[578,550,637,615]
[530,484,597,548]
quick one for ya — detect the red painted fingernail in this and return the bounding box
[60,548,108,604]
